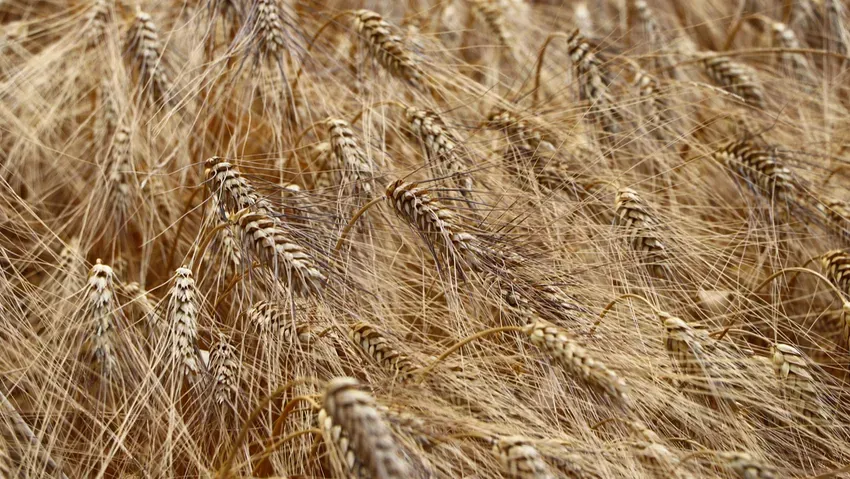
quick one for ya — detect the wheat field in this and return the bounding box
[1,0,850,477]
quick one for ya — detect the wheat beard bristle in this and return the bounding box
[322,377,411,479]
[86,260,118,379]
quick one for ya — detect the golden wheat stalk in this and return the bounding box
[84,260,118,379]
[353,9,423,88]
[167,266,203,383]
[322,377,411,478]
[493,436,555,479]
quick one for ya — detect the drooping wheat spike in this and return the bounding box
[487,108,558,156]
[614,187,670,279]
[230,210,325,296]
[711,140,797,203]
[493,436,555,479]
[353,9,423,88]
[85,260,118,378]
[790,0,817,29]
[565,29,619,133]
[385,179,484,266]
[825,0,849,57]
[662,314,728,400]
[107,125,132,219]
[318,407,370,478]
[95,79,119,149]
[374,403,434,447]
[821,249,850,295]
[126,10,173,105]
[167,267,203,383]
[326,118,376,198]
[626,420,692,477]
[322,377,411,478]
[471,0,510,46]
[209,335,239,410]
[550,453,602,479]
[349,322,417,380]
[717,452,779,479]
[205,157,276,218]
[819,197,850,238]
[86,0,110,45]
[770,343,825,422]
[632,69,667,131]
[771,22,810,77]
[253,0,288,56]
[523,319,631,407]
[701,56,766,108]
[247,300,316,344]
[406,108,473,199]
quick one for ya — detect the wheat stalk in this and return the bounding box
[85,260,118,379]
[406,107,474,200]
[349,321,417,380]
[247,300,316,344]
[614,187,670,279]
[770,343,825,422]
[126,10,173,105]
[524,319,631,407]
[322,377,411,478]
[353,9,423,88]
[702,56,766,108]
[493,436,555,479]
[326,118,376,198]
[230,209,325,296]
[209,335,239,410]
[167,266,203,383]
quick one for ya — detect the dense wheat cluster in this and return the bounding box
[3,0,850,477]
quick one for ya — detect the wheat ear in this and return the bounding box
[565,29,619,133]
[318,407,370,478]
[326,118,376,198]
[167,266,203,383]
[614,187,670,279]
[702,56,766,108]
[712,140,797,203]
[406,107,474,200]
[85,259,118,378]
[126,10,173,105]
[107,125,132,219]
[204,156,276,217]
[493,436,555,479]
[353,9,423,88]
[349,321,418,380]
[718,452,779,479]
[322,377,411,478]
[471,0,510,46]
[771,343,826,422]
[254,0,288,56]
[247,300,316,344]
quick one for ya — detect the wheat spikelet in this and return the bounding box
[318,407,369,478]
[702,56,766,108]
[205,157,275,217]
[632,69,667,130]
[126,10,173,105]
[819,198,850,237]
[471,0,510,46]
[406,108,473,200]
[322,377,411,478]
[493,436,555,479]
[487,109,557,155]
[86,0,110,44]
[326,118,375,198]
[385,179,482,264]
[167,267,203,383]
[230,210,325,296]
[523,319,631,406]
[771,22,809,77]
[349,322,417,380]
[712,140,796,202]
[247,300,315,344]
[353,9,423,88]
[85,260,118,378]
[821,249,850,294]
[770,343,825,421]
[614,187,670,279]
[565,29,619,133]
[209,335,239,409]
[374,404,434,447]
[107,125,132,218]
[661,314,730,398]
[718,452,779,479]
[254,0,288,55]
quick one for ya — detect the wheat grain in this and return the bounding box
[770,343,825,422]
[167,266,203,383]
[493,436,555,479]
[326,118,375,198]
[126,10,173,105]
[322,377,411,478]
[85,260,118,378]
[247,300,315,344]
[349,321,417,380]
[318,407,370,478]
[614,187,670,279]
[353,10,423,88]
[524,319,631,406]
[702,56,766,108]
[209,335,239,409]
[230,209,325,296]
[406,107,473,200]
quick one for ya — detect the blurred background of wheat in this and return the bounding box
[2,0,850,477]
